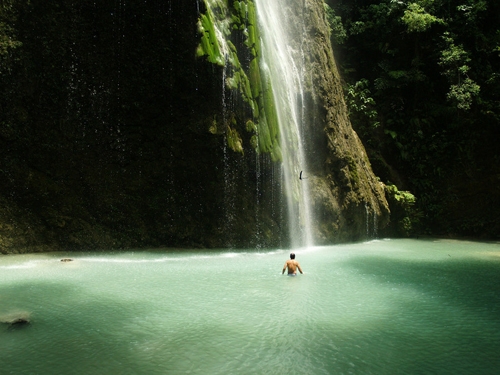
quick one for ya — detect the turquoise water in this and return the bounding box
[1,239,500,374]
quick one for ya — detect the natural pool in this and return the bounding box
[1,239,500,374]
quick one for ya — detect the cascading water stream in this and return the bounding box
[199,0,314,248]
[253,0,314,248]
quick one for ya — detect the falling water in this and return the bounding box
[254,153,262,248]
[373,201,379,238]
[365,202,370,237]
[365,200,379,239]
[200,0,314,248]
[253,0,314,248]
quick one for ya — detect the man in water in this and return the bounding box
[282,253,303,275]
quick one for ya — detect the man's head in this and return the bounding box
[290,253,295,259]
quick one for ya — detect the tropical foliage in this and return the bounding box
[325,0,500,237]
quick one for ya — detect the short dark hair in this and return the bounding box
[290,253,295,259]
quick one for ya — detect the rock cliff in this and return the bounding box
[0,0,388,253]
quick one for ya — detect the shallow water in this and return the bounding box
[1,239,500,374]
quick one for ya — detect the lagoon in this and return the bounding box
[1,239,500,374]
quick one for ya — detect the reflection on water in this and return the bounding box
[1,239,500,374]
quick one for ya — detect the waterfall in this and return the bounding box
[199,0,314,248]
[253,0,313,248]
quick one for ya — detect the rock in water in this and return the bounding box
[1,312,31,328]
[8,318,30,326]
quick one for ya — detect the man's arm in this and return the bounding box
[297,262,303,274]
[282,262,288,274]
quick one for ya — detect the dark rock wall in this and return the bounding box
[0,0,286,253]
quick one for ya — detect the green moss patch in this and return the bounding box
[198,0,282,160]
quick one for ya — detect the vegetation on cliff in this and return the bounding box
[325,0,500,238]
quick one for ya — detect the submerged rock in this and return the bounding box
[7,318,30,326]
[60,258,73,262]
[1,312,31,328]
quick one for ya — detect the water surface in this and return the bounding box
[1,239,500,374]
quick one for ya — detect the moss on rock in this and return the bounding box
[198,0,281,160]
[197,10,225,66]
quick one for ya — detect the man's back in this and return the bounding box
[284,259,303,275]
